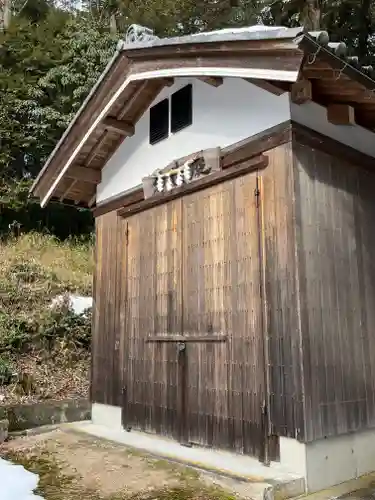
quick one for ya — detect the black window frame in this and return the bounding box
[171,84,193,134]
[149,98,169,145]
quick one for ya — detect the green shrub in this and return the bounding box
[5,261,58,284]
[0,233,93,358]
[38,301,92,351]
[0,314,35,352]
[0,355,14,384]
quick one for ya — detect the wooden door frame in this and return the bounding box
[256,173,272,466]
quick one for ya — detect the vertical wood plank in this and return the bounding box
[261,144,303,443]
[124,200,181,438]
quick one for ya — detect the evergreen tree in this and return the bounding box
[0,0,374,238]
[0,8,116,237]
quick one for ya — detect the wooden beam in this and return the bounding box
[312,84,374,104]
[292,122,375,172]
[118,81,149,119]
[198,76,223,87]
[327,104,356,126]
[291,79,312,104]
[59,179,77,202]
[132,79,168,124]
[245,78,287,95]
[102,117,135,136]
[88,193,96,208]
[302,68,353,81]
[118,154,268,218]
[162,77,174,87]
[66,165,101,184]
[93,188,144,217]
[222,121,291,168]
[86,131,108,166]
[93,121,291,218]
[146,335,227,343]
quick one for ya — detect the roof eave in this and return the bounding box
[30,46,123,196]
[297,33,375,90]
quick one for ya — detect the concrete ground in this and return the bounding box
[304,475,375,500]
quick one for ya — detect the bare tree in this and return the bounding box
[0,0,11,30]
[301,0,321,31]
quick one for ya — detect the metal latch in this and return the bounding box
[177,341,186,352]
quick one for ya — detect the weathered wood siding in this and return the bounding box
[260,144,304,440]
[91,140,307,452]
[182,175,266,456]
[121,172,272,459]
[91,211,126,406]
[124,200,182,438]
[293,139,375,442]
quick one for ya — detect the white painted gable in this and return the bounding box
[96,76,375,204]
[96,77,291,203]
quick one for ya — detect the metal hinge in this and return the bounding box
[125,224,129,246]
[261,399,268,416]
[254,187,261,208]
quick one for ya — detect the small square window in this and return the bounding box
[149,98,169,145]
[171,84,192,134]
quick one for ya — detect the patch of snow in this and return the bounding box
[50,294,92,315]
[191,25,287,37]
[69,295,93,315]
[0,457,44,499]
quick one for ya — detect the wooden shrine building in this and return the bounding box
[31,25,375,493]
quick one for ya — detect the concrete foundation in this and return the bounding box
[0,398,90,432]
[89,403,375,495]
[280,429,375,493]
[91,403,122,429]
[86,404,305,500]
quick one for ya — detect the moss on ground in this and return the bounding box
[4,449,237,500]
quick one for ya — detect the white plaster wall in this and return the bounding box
[92,403,122,430]
[280,429,375,493]
[96,77,291,203]
[291,100,375,159]
[97,77,375,204]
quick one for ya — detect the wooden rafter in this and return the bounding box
[132,79,170,124]
[245,78,288,95]
[118,81,149,120]
[291,79,312,104]
[59,179,77,202]
[312,81,375,105]
[198,76,223,87]
[66,165,101,184]
[162,77,175,87]
[327,104,355,125]
[86,131,109,166]
[88,193,97,208]
[102,117,135,136]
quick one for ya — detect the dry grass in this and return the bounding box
[0,232,93,404]
[0,232,94,293]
